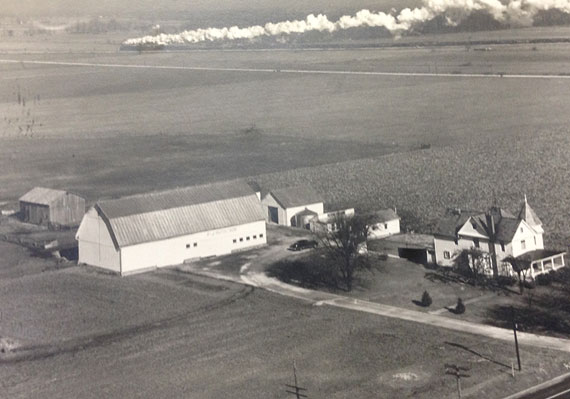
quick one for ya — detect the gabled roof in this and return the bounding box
[19,187,67,206]
[266,186,323,209]
[434,202,540,244]
[433,211,479,239]
[518,198,542,227]
[493,217,521,242]
[95,180,264,248]
[370,209,399,223]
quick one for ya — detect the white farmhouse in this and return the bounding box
[433,197,565,278]
[76,181,266,275]
[261,186,324,228]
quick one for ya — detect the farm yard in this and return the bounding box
[1,25,570,398]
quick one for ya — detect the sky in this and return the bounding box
[0,0,419,19]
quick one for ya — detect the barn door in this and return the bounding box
[268,206,279,224]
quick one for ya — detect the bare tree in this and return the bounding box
[454,248,489,285]
[316,214,372,291]
[503,255,532,294]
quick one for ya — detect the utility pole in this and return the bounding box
[445,364,471,399]
[285,361,307,399]
[511,306,522,371]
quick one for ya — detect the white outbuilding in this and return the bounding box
[261,186,324,228]
[76,181,266,275]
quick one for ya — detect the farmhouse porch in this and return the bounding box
[524,250,567,279]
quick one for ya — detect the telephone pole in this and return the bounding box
[445,364,471,399]
[285,361,307,399]
[512,306,522,371]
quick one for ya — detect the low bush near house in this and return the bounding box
[455,298,466,314]
[420,290,432,307]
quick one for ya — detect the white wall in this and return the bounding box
[434,235,491,267]
[368,219,400,239]
[511,220,543,257]
[76,208,121,273]
[120,220,267,274]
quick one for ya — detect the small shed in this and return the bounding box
[19,187,85,227]
[261,186,324,227]
[367,208,400,239]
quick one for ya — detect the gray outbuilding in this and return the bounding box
[19,187,85,228]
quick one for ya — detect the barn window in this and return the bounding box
[233,239,237,244]
[193,242,198,247]
[240,238,243,242]
[384,223,388,229]
[444,251,451,259]
[246,236,250,241]
[259,233,264,238]
[500,242,505,252]
[520,227,523,233]
[473,238,480,248]
[454,237,458,245]
[521,240,526,250]
[534,236,537,245]
[253,235,257,239]
[186,244,190,249]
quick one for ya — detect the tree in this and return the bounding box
[503,255,532,294]
[454,248,489,285]
[316,214,372,291]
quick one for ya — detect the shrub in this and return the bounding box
[496,275,517,287]
[455,298,466,314]
[536,273,553,286]
[421,290,432,307]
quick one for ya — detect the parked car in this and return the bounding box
[288,239,318,251]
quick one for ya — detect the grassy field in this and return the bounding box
[0,257,568,398]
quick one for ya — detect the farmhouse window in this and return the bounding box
[384,223,388,229]
[500,242,505,252]
[521,240,526,250]
[534,236,537,245]
[444,251,451,259]
[520,227,523,233]
[454,237,458,245]
[473,238,480,248]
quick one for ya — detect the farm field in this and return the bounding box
[1,34,570,214]
[0,260,568,399]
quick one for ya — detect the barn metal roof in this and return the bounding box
[95,181,265,248]
[19,187,67,206]
[267,186,323,209]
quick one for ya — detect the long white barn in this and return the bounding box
[76,181,266,275]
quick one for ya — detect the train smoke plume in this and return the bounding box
[124,0,570,46]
